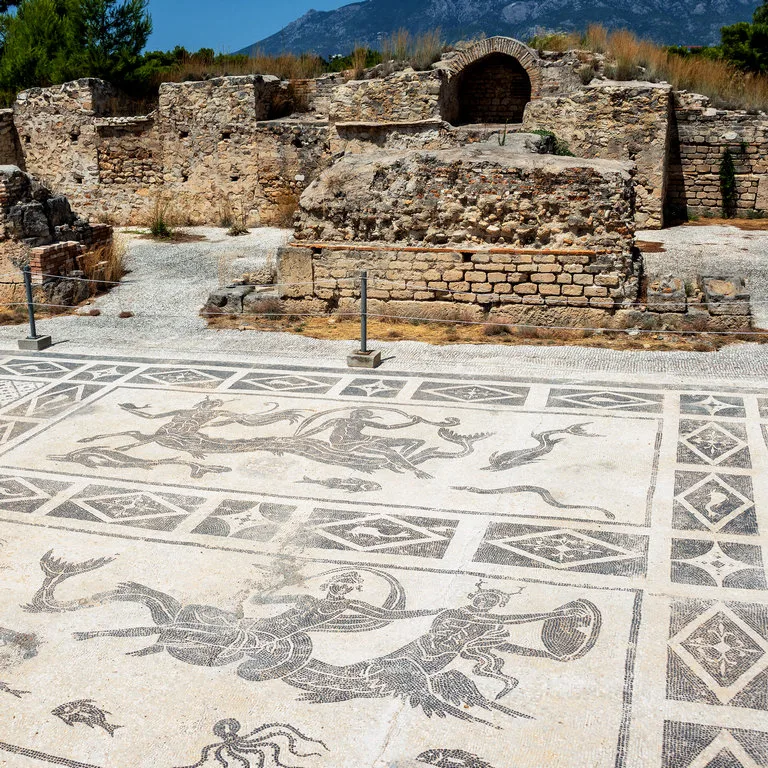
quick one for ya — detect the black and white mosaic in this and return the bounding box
[302,508,457,557]
[672,471,758,535]
[0,474,69,514]
[546,388,664,413]
[228,372,341,394]
[677,420,751,468]
[191,499,295,541]
[340,378,406,398]
[663,721,768,768]
[0,351,764,768]
[474,523,648,577]
[668,599,768,710]
[48,484,206,532]
[1,382,103,420]
[124,367,236,388]
[680,394,747,418]
[671,539,767,589]
[412,381,529,405]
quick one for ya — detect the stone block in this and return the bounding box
[277,247,314,299]
[647,275,686,313]
[702,276,751,316]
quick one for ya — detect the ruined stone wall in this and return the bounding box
[667,92,768,218]
[9,77,333,226]
[13,79,134,212]
[329,70,443,123]
[0,110,21,166]
[523,81,671,229]
[283,146,639,314]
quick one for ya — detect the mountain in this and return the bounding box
[240,0,760,57]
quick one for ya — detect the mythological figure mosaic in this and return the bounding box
[0,352,765,767]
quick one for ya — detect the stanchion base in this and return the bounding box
[18,336,52,351]
[347,349,382,369]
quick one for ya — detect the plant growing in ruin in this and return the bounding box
[148,196,173,239]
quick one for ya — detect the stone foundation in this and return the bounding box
[523,81,672,229]
[280,145,640,314]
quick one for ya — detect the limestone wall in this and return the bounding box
[667,92,768,218]
[0,110,20,166]
[283,146,639,313]
[9,77,333,226]
[13,79,134,209]
[523,82,671,229]
[329,70,443,123]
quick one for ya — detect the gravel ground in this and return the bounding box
[2,224,768,388]
[639,223,768,328]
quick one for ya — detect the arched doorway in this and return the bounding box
[456,52,532,124]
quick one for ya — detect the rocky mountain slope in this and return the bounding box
[242,0,759,56]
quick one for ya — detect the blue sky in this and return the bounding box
[146,0,348,53]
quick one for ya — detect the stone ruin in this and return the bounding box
[0,166,113,306]
[269,143,751,332]
[0,35,760,330]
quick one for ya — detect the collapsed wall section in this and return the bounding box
[523,81,672,229]
[281,146,640,316]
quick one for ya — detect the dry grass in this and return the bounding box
[80,236,127,287]
[380,28,445,71]
[205,314,767,352]
[583,23,608,54]
[352,46,368,79]
[529,25,768,110]
[598,26,768,110]
[154,52,326,85]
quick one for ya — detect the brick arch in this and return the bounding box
[445,37,542,98]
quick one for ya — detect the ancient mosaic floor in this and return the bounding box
[0,351,767,768]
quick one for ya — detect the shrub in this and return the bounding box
[528,30,581,53]
[148,197,173,238]
[530,129,574,156]
[578,63,596,85]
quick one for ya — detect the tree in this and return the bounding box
[720,1,768,73]
[0,0,69,92]
[61,0,152,85]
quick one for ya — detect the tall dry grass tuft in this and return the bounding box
[380,28,444,70]
[606,30,641,80]
[381,28,411,62]
[351,46,368,78]
[410,29,444,70]
[573,25,768,110]
[80,237,128,291]
[583,23,608,53]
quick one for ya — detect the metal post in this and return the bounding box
[360,269,368,355]
[23,265,37,339]
[17,265,51,351]
[346,269,380,368]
